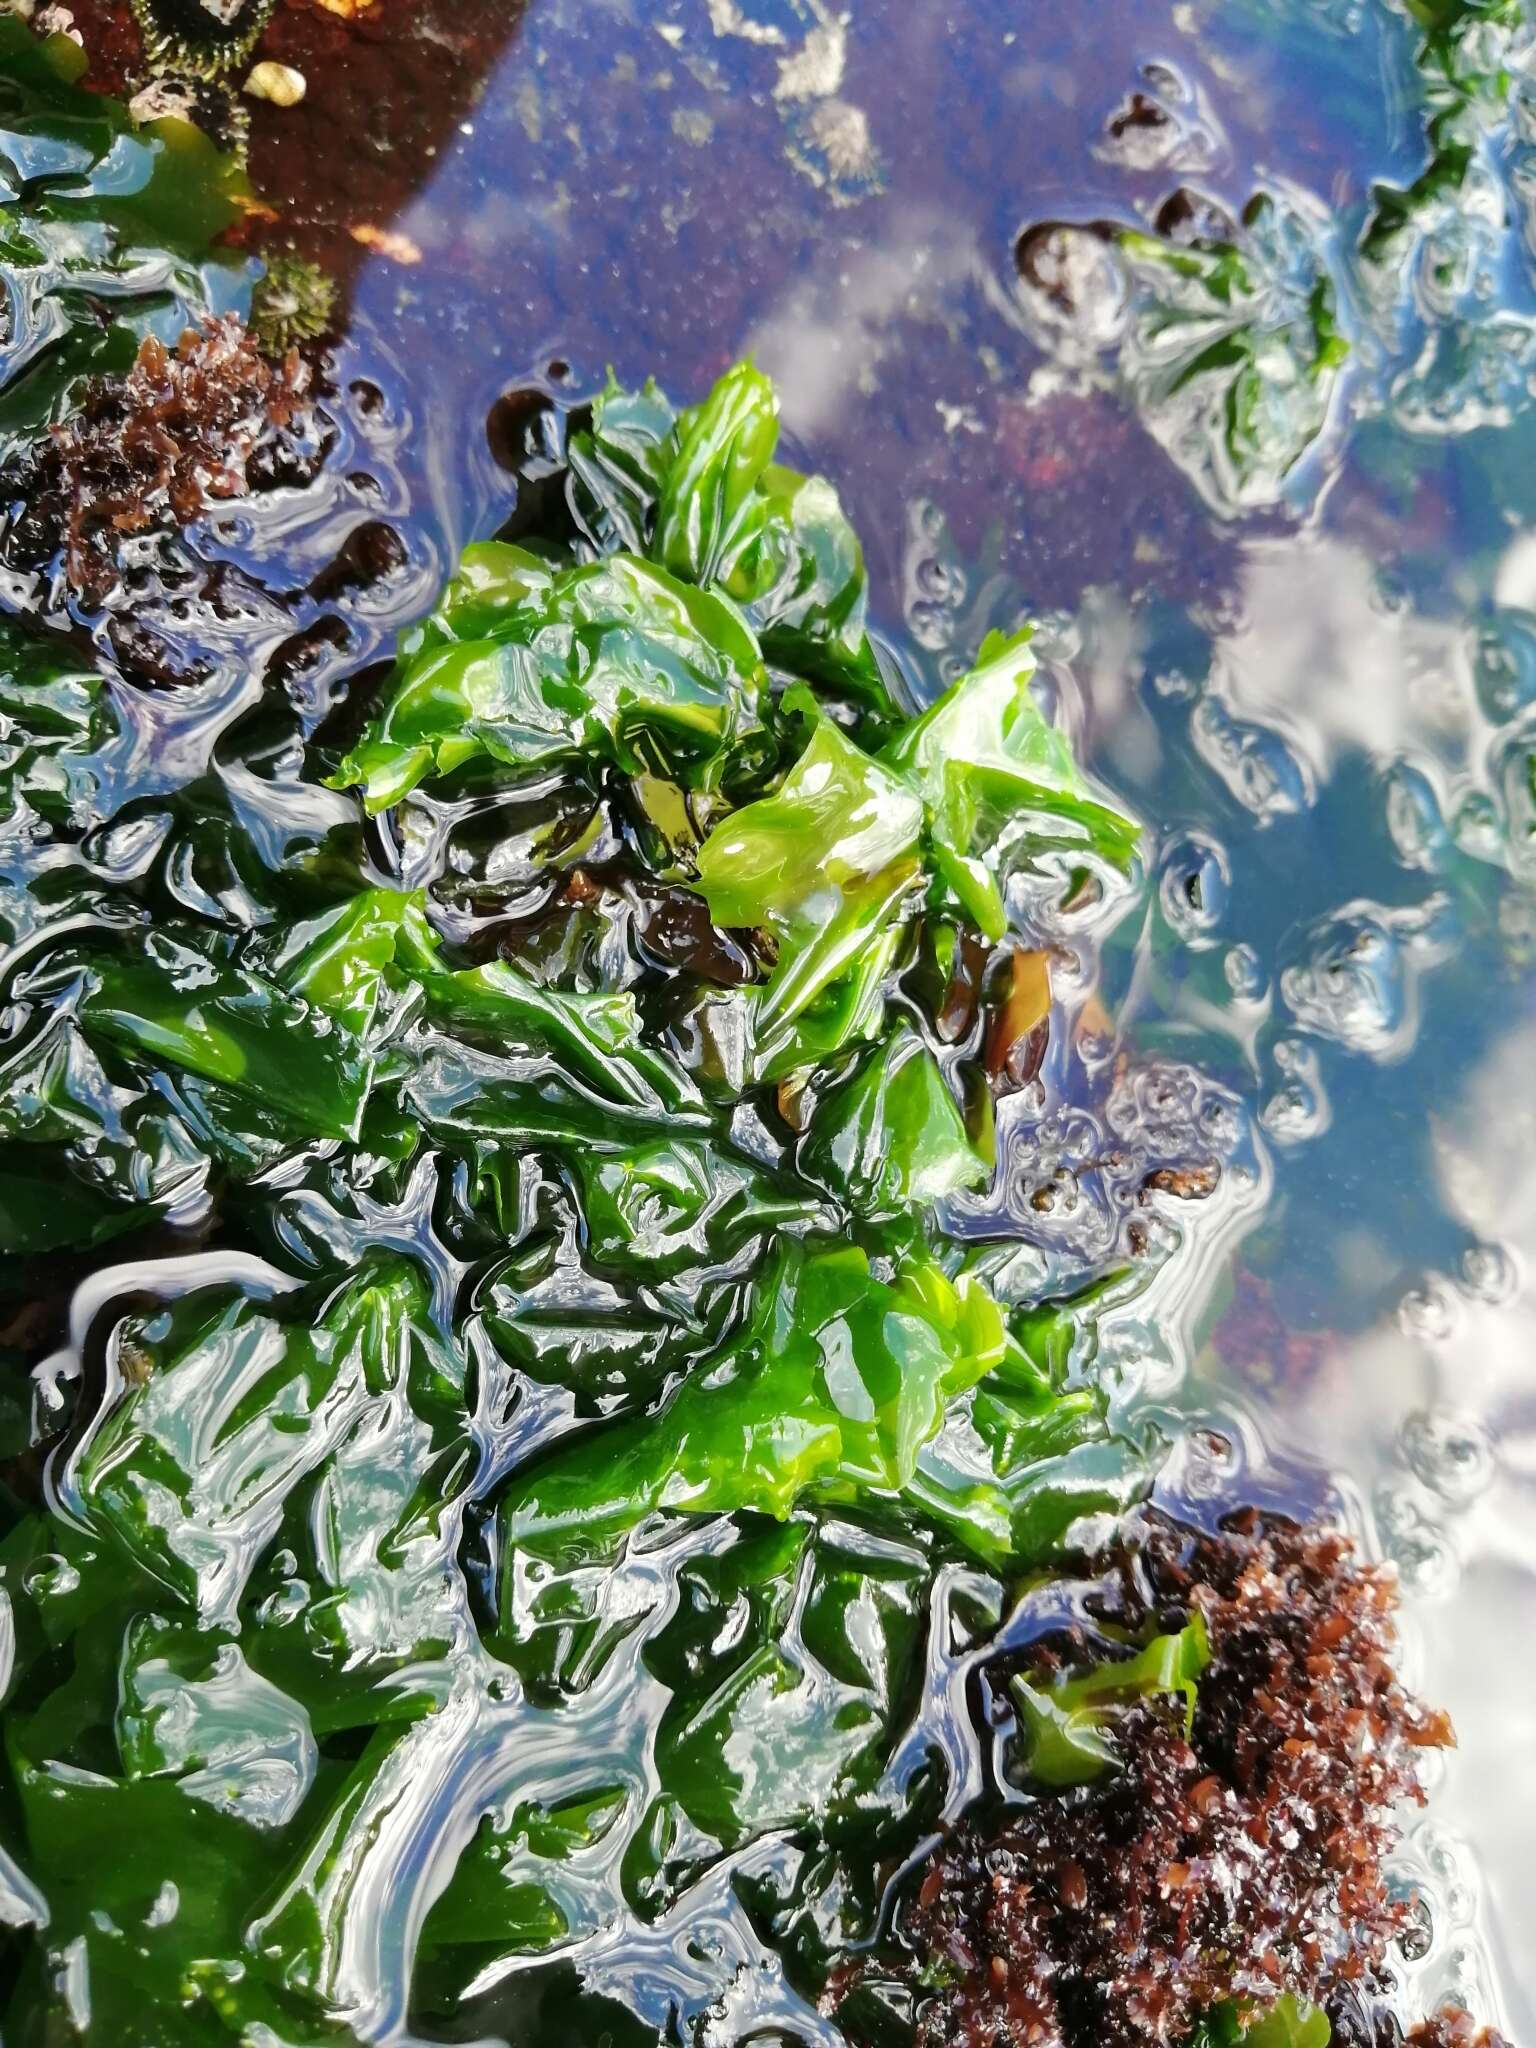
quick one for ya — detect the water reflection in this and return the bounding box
[6,0,1536,2034]
[261,0,1536,2026]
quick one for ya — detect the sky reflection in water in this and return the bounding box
[6,0,1531,2033]
[323,0,1536,2027]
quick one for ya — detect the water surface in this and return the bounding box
[343,3,1536,2031]
[6,0,1536,2038]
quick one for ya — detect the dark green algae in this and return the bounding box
[0,404,1151,2036]
[1,5,1533,2044]
[0,39,1177,2040]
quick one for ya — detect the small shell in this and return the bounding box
[244,61,307,108]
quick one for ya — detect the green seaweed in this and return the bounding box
[0,216,1150,2033]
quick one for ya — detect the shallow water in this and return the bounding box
[329,6,1536,2025]
[4,0,1536,2039]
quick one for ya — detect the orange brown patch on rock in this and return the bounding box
[986,946,1052,1089]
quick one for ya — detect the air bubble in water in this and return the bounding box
[1384,761,1450,872]
[1137,1209,1185,1259]
[1452,788,1505,866]
[1176,1425,1240,1501]
[1397,1892,1434,1963]
[1459,1240,1517,1303]
[1106,1319,1184,1399]
[1400,1409,1494,1509]
[1159,830,1230,947]
[1261,1038,1330,1146]
[906,597,951,651]
[1031,611,1082,665]
[1421,1821,1477,1900]
[1224,943,1267,1001]
[1190,697,1313,821]
[1200,1097,1240,1150]
[1492,709,1536,883]
[1473,613,1536,724]
[1279,901,1444,1061]
[914,555,965,605]
[1049,944,1093,998]
[21,1554,80,1605]
[1398,1277,1460,1343]
[1077,1030,1114,1070]
[1374,1483,1456,1596]
[914,498,944,543]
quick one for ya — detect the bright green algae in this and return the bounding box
[0,335,1157,2039]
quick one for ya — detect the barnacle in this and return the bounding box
[250,251,337,355]
[128,0,275,79]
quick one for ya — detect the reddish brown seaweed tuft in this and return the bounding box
[881,1510,1453,2048]
[45,316,312,604]
[1406,2011,1513,2048]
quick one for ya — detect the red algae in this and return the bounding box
[1407,2011,1514,2048]
[42,316,312,605]
[860,1511,1453,2048]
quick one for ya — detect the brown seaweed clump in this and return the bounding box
[1406,2012,1513,2048]
[44,315,312,604]
[879,1510,1454,2048]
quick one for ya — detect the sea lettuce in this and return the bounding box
[331,551,768,812]
[645,1519,927,1849]
[692,706,926,1079]
[688,644,1137,1078]
[0,334,1152,2044]
[572,361,888,704]
[1194,2000,1332,2048]
[1117,195,1349,515]
[1012,1612,1212,1786]
[882,626,1140,935]
[1362,0,1527,262]
[496,1238,1013,1566]
[654,361,783,596]
[799,1024,991,1212]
